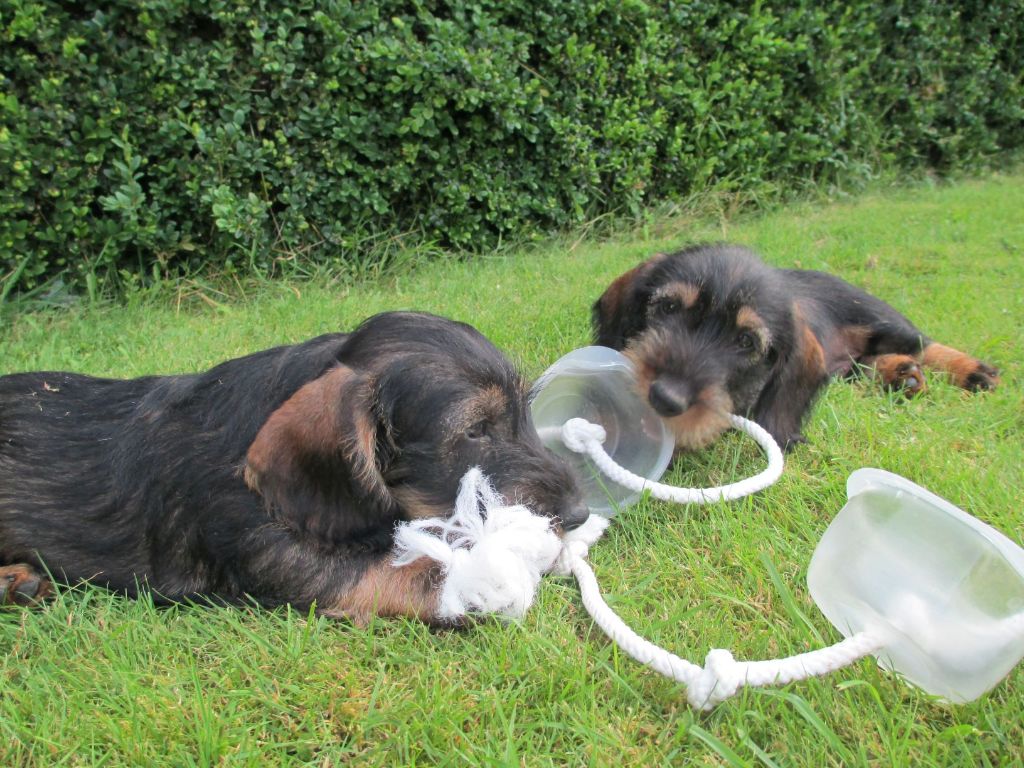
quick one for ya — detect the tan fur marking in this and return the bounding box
[736,306,771,351]
[242,464,261,492]
[598,253,670,316]
[598,263,646,319]
[652,281,700,310]
[246,366,349,482]
[623,337,658,401]
[324,556,441,625]
[349,406,385,498]
[837,325,872,358]
[800,323,827,380]
[445,384,516,455]
[474,384,508,419]
[390,487,452,521]
[735,306,762,328]
[664,385,734,451]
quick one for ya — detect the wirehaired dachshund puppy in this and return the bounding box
[0,312,588,623]
[593,244,999,450]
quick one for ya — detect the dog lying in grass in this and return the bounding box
[0,312,588,623]
[593,244,999,450]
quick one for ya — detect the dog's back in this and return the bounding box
[0,333,349,594]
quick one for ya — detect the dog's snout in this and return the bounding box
[648,379,690,417]
[558,501,591,532]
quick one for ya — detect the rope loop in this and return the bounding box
[561,418,607,453]
[561,414,784,505]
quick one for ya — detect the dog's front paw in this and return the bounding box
[892,361,926,397]
[872,354,927,397]
[0,564,52,607]
[781,432,808,452]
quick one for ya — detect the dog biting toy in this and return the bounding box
[393,347,1024,709]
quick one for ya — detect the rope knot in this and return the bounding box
[687,649,745,710]
[561,418,606,453]
[552,538,590,576]
[551,513,611,576]
[395,469,563,621]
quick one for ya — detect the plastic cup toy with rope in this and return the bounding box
[392,346,1024,709]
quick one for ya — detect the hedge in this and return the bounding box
[1,0,1022,295]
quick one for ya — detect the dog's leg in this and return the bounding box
[809,278,999,395]
[860,345,998,395]
[0,563,52,606]
[752,321,831,449]
[320,555,447,627]
[921,343,1000,392]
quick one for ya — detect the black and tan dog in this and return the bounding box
[593,244,999,450]
[0,312,588,623]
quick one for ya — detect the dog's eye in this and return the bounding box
[465,421,490,440]
[737,331,756,351]
[652,298,680,316]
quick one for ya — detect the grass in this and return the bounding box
[2,171,1023,766]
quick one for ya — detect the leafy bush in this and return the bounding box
[1,0,1021,295]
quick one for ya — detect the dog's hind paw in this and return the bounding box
[922,343,1000,393]
[0,564,52,607]
[963,361,999,392]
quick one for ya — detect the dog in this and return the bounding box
[593,244,999,450]
[0,312,588,623]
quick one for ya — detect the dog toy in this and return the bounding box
[393,347,1024,709]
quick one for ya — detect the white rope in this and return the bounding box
[391,417,882,709]
[564,546,884,709]
[560,413,784,504]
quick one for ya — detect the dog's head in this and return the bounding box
[244,312,589,545]
[593,245,821,449]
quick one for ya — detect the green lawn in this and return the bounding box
[2,173,1023,766]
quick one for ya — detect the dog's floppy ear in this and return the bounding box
[244,365,396,541]
[750,312,829,450]
[592,256,664,348]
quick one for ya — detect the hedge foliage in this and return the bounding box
[2,0,1022,294]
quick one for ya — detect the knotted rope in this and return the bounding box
[392,416,884,709]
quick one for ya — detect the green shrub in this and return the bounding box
[1,0,1021,295]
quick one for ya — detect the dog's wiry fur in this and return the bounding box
[0,312,588,623]
[593,244,999,450]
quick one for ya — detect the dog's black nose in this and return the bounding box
[559,501,591,531]
[648,379,690,417]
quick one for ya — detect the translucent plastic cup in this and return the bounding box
[530,346,674,516]
[808,468,1024,702]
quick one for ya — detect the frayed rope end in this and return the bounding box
[392,468,597,620]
